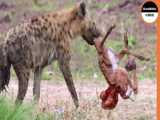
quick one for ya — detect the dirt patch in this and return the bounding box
[5,79,156,120]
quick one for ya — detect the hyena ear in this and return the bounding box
[77,2,86,18]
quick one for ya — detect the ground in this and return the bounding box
[4,79,156,120]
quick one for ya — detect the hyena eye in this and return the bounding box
[90,23,100,37]
[91,22,97,31]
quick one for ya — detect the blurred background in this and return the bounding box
[0,0,156,81]
[0,1,156,120]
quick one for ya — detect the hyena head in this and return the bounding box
[81,20,101,45]
[69,2,101,45]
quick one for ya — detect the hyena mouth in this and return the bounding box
[82,35,95,45]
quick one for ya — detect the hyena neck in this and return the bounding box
[30,9,81,41]
[47,12,78,39]
[50,10,83,40]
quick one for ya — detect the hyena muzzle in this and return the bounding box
[0,2,101,108]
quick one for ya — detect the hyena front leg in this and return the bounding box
[33,68,42,101]
[58,55,79,108]
[13,64,30,104]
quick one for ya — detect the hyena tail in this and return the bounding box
[0,44,11,92]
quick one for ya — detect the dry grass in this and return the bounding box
[0,0,156,119]
[4,80,156,120]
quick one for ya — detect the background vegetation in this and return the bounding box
[0,0,156,81]
[0,0,156,120]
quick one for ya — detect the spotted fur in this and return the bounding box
[0,2,100,108]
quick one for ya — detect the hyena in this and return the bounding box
[0,2,101,108]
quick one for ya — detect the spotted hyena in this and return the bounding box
[0,2,101,108]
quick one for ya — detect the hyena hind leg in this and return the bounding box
[13,65,30,104]
[33,68,42,101]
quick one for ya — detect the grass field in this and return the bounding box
[0,80,155,120]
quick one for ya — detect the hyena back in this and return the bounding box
[0,2,100,108]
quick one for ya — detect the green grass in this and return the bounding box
[31,0,56,12]
[42,71,53,81]
[0,96,55,120]
[4,35,155,81]
[0,97,35,120]
[94,0,121,9]
[0,90,155,120]
[0,97,55,120]
[37,37,155,81]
